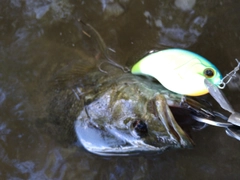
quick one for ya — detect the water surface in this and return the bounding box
[1,0,240,179]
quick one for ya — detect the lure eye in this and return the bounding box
[204,68,215,78]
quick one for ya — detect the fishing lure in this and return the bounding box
[131,49,222,96]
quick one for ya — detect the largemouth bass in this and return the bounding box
[45,63,214,156]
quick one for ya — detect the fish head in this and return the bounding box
[74,74,213,156]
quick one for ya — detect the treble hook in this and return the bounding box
[98,60,130,74]
[191,112,240,141]
[79,19,130,74]
[226,126,240,141]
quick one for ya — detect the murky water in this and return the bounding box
[1,0,240,179]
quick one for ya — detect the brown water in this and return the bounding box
[1,0,240,179]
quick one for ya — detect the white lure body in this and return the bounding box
[131,49,222,96]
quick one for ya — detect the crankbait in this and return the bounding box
[131,49,222,96]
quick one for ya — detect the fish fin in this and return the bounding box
[50,59,97,89]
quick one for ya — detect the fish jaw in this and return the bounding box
[75,120,169,156]
[152,94,194,147]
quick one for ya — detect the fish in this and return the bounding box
[44,63,216,156]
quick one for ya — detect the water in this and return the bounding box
[1,0,240,179]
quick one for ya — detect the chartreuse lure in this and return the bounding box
[131,49,222,96]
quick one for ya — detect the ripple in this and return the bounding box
[0,88,6,105]
[0,123,11,142]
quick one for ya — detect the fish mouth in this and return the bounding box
[74,96,214,156]
[169,96,216,132]
[74,120,169,156]
[74,113,195,156]
[169,107,208,137]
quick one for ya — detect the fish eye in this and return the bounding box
[203,68,215,78]
[132,120,148,137]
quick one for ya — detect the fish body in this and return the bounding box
[47,67,214,156]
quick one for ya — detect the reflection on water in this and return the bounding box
[143,1,207,48]
[1,0,240,179]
